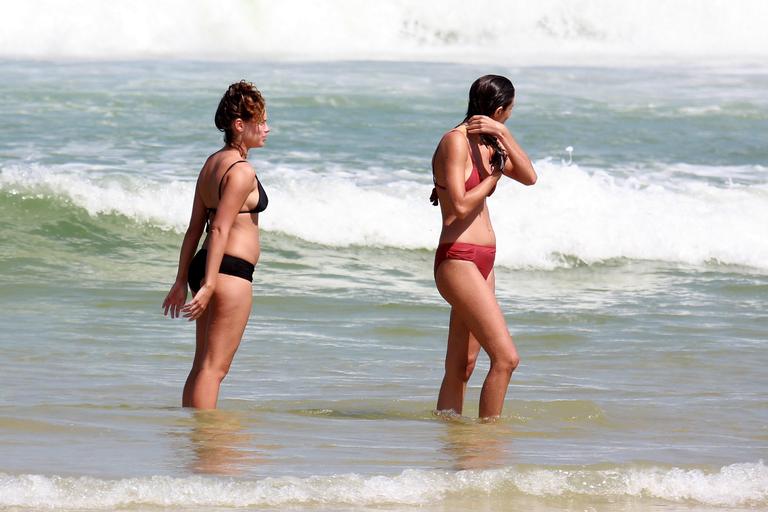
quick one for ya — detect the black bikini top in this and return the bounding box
[206,160,268,231]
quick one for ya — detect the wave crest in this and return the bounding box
[1,462,766,508]
[2,161,767,270]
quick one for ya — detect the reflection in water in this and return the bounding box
[438,418,512,471]
[187,409,255,475]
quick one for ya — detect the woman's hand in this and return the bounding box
[465,115,507,138]
[182,282,214,321]
[162,280,188,319]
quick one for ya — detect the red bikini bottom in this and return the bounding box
[434,242,496,279]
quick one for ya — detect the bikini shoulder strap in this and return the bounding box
[218,160,248,198]
[461,129,478,169]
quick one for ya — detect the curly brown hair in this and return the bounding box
[214,80,266,145]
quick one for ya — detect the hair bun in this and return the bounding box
[214,81,265,144]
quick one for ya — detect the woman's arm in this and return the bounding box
[466,115,537,186]
[436,131,502,219]
[181,162,253,320]
[162,178,207,318]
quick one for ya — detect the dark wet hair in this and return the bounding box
[463,74,515,121]
[214,80,265,146]
[463,75,514,172]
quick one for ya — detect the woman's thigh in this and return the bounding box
[436,260,511,358]
[203,274,253,365]
[447,267,497,363]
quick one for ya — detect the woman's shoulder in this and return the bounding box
[196,152,253,193]
[442,124,467,139]
[437,127,469,159]
[203,152,253,175]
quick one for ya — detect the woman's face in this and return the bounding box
[492,101,514,123]
[243,112,270,148]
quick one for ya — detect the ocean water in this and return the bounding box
[1,2,767,511]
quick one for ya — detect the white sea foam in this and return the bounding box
[0,462,765,508]
[2,161,767,270]
[0,164,195,232]
[1,0,767,63]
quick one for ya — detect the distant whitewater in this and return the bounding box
[2,0,767,62]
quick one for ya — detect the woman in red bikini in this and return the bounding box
[431,75,537,419]
[162,80,270,409]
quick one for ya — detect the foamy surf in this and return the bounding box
[2,160,767,270]
[1,462,765,509]
[1,0,767,62]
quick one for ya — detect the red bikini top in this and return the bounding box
[431,130,494,205]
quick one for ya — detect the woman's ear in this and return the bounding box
[232,118,245,133]
[493,106,504,120]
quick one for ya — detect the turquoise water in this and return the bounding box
[1,56,767,510]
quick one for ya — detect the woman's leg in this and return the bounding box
[435,268,498,414]
[435,261,519,418]
[189,274,253,409]
[436,309,480,414]
[183,306,211,407]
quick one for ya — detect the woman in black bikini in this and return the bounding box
[163,80,270,409]
[431,75,537,419]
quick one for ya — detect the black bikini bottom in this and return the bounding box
[187,249,255,294]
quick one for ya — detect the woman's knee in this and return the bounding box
[464,351,479,381]
[199,360,232,383]
[446,352,478,382]
[491,348,519,375]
